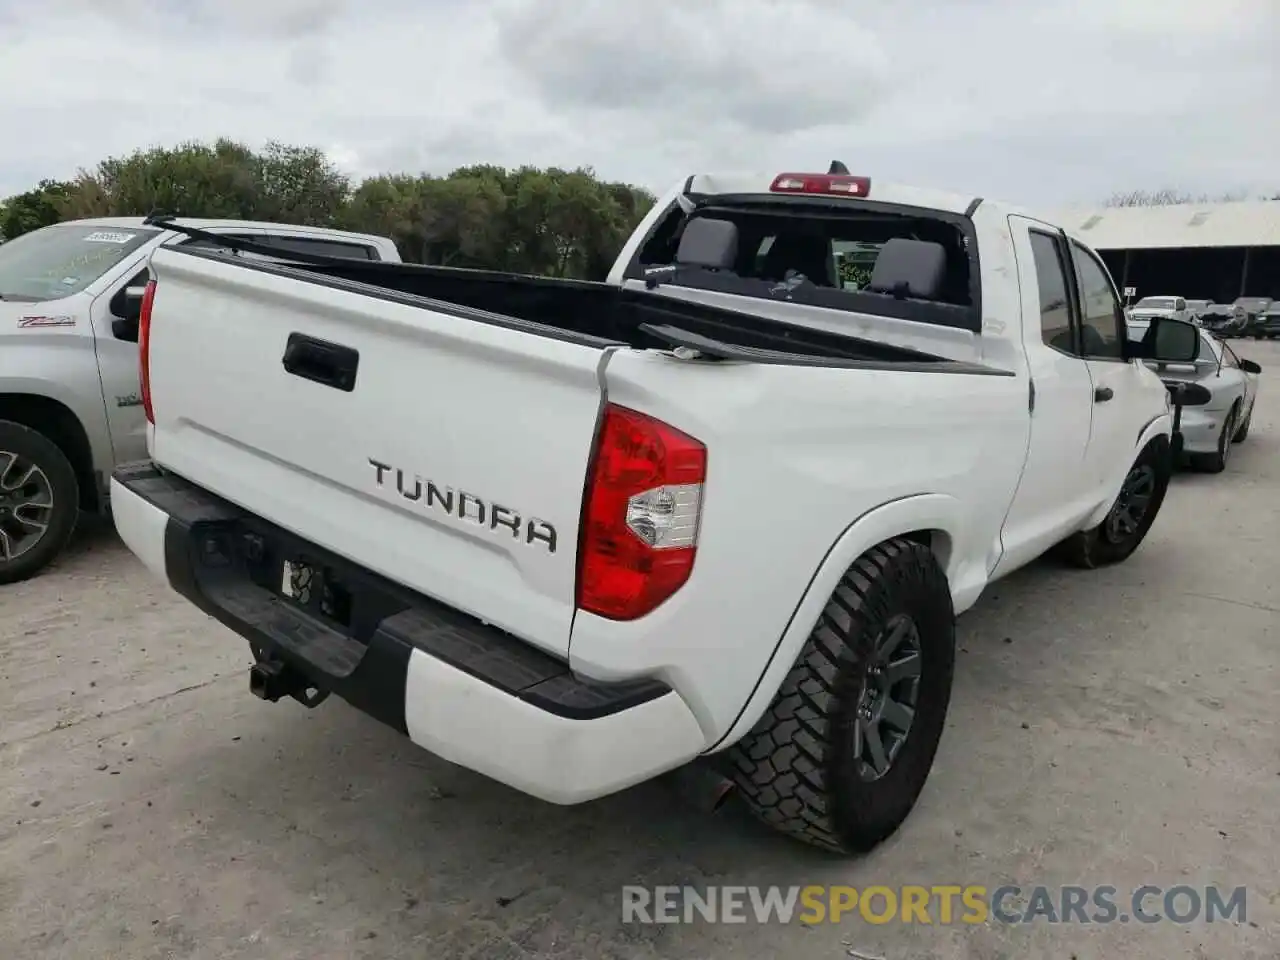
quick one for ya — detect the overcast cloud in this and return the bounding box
[1,0,1276,208]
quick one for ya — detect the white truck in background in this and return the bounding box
[0,217,400,583]
[109,170,1200,854]
[1127,295,1194,326]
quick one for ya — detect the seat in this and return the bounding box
[759,233,835,287]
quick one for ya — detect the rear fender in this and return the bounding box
[706,493,968,753]
[1082,413,1172,530]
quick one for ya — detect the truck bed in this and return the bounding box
[241,252,981,370]
[137,239,1019,666]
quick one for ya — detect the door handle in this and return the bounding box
[1094,386,1114,403]
[282,333,359,392]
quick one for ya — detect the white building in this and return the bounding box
[1049,200,1280,305]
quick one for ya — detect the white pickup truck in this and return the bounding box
[0,217,401,583]
[109,171,1200,854]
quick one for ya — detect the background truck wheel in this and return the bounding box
[0,420,80,585]
[728,537,955,854]
[1059,437,1170,569]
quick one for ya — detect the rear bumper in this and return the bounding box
[1174,407,1228,456]
[110,461,707,804]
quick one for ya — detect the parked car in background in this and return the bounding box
[1255,301,1280,340]
[1185,299,1211,324]
[1128,319,1261,472]
[1202,303,1249,338]
[1238,296,1276,339]
[1232,296,1270,338]
[1128,295,1194,325]
[0,217,402,583]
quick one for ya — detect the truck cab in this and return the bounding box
[0,217,401,583]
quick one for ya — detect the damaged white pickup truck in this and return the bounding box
[109,168,1199,853]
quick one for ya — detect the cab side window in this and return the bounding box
[1069,242,1125,360]
[178,233,257,256]
[1028,231,1076,355]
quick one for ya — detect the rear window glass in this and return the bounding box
[252,236,377,261]
[0,224,158,301]
[629,200,979,332]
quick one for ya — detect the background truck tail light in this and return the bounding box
[576,404,706,621]
[769,172,872,197]
[139,279,158,425]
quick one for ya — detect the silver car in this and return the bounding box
[1128,321,1261,472]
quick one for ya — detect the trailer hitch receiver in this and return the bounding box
[249,659,330,708]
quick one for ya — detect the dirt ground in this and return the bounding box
[3,341,1278,960]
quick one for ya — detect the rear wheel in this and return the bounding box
[0,420,80,585]
[728,537,955,853]
[1232,409,1251,443]
[1060,438,1170,569]
[1191,406,1237,474]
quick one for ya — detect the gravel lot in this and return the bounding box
[3,341,1279,960]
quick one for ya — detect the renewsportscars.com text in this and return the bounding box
[621,884,1247,926]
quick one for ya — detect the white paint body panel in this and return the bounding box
[117,177,1176,802]
[1,217,402,505]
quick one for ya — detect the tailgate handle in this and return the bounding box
[282,333,359,392]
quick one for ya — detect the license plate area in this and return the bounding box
[205,517,411,646]
[280,556,354,628]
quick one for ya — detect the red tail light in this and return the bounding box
[770,172,871,198]
[138,279,158,425]
[576,404,706,621]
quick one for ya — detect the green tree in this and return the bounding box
[0,179,74,240]
[3,139,656,276]
[255,141,351,226]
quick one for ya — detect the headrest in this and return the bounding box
[675,217,739,270]
[867,238,947,299]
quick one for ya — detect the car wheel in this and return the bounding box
[1060,437,1171,569]
[728,537,955,853]
[1232,410,1251,443]
[1192,407,1237,474]
[0,420,81,585]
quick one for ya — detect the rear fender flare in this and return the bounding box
[1083,413,1172,530]
[706,493,965,753]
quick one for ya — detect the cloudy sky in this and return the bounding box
[2,0,1277,208]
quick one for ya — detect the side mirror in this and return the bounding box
[1133,317,1200,363]
[1239,358,1262,375]
[109,285,147,342]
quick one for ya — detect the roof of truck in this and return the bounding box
[685,171,1067,229]
[57,216,394,245]
[687,172,982,216]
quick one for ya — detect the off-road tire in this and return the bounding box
[727,537,955,854]
[1060,437,1171,569]
[0,420,80,585]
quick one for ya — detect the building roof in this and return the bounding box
[1051,200,1280,251]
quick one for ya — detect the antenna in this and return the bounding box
[828,160,850,175]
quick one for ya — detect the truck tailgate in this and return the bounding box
[144,249,609,657]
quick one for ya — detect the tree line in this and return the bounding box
[0,139,658,280]
[1104,188,1279,207]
